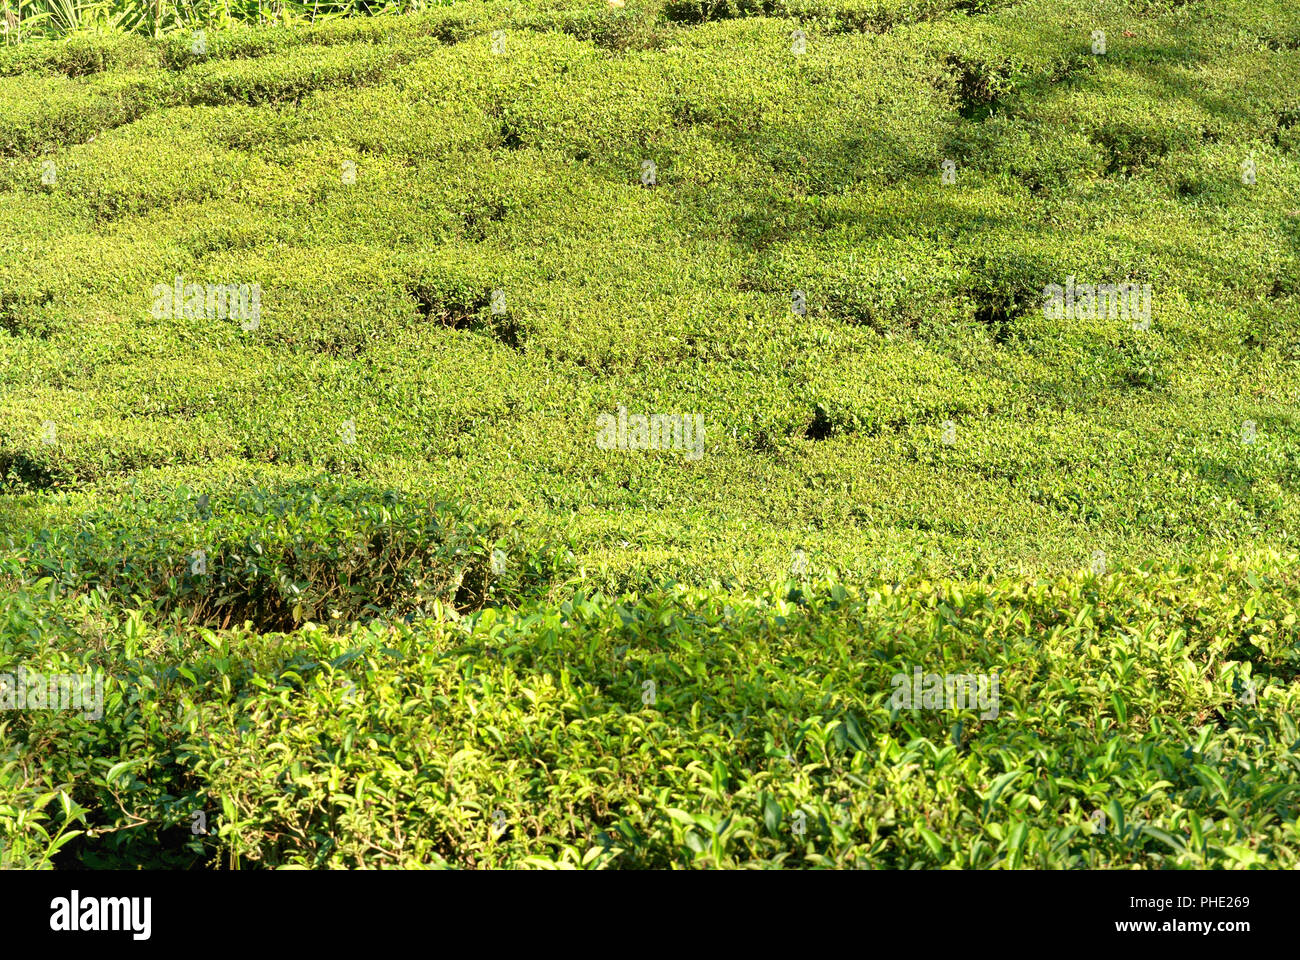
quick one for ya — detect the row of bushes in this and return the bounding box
[0,3,1294,588]
[9,480,573,628]
[2,533,1297,867]
[0,0,1011,83]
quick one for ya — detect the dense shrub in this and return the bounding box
[15,482,570,629]
[3,550,1298,868]
[2,0,1300,870]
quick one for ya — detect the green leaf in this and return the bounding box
[982,769,1026,816]
[1007,820,1029,868]
[918,827,945,859]
[104,758,143,785]
[1138,825,1186,855]
[665,808,696,827]
[1223,844,1260,866]
[763,795,782,835]
[1193,764,1230,803]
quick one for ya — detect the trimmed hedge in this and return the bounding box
[14,481,571,629]
[1,0,1299,869]
[2,548,1298,868]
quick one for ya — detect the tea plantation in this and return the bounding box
[2,0,1299,868]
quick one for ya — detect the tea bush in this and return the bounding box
[3,549,1299,868]
[2,0,1299,868]
[15,481,571,628]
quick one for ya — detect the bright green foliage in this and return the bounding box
[16,481,570,627]
[1,0,1298,581]
[2,542,1299,868]
[1,0,1299,868]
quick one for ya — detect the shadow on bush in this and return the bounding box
[17,480,571,631]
